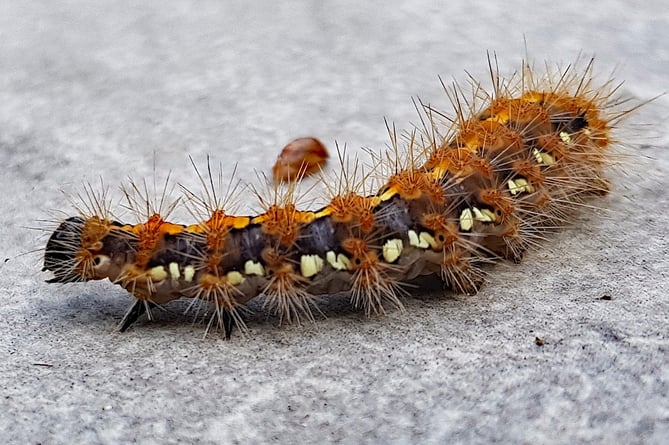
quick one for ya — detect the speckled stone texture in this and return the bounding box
[1,1,667,444]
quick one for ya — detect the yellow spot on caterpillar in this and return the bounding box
[326,251,352,271]
[226,271,244,286]
[408,230,419,247]
[382,239,403,263]
[532,148,556,166]
[430,165,447,181]
[244,260,265,276]
[408,230,429,248]
[419,232,438,250]
[168,262,180,281]
[230,216,251,230]
[459,208,474,231]
[509,178,536,195]
[480,208,497,222]
[485,114,509,125]
[532,148,543,164]
[507,179,519,195]
[326,251,337,269]
[540,152,555,165]
[514,178,535,194]
[300,254,324,278]
[379,187,398,202]
[472,207,494,223]
[559,131,572,144]
[184,265,196,282]
[337,254,352,270]
[314,207,333,219]
[149,266,168,281]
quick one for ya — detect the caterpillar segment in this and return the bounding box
[43,61,624,337]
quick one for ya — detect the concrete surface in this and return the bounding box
[1,1,667,444]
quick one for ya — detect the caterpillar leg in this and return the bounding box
[119,300,159,332]
[221,309,234,340]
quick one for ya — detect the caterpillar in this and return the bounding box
[42,58,636,338]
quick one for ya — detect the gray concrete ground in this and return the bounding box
[1,1,667,444]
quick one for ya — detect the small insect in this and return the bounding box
[42,57,640,338]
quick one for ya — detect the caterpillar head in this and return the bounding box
[43,216,117,283]
[43,217,87,283]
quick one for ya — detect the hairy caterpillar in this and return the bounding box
[42,58,636,338]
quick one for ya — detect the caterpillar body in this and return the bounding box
[43,59,632,338]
